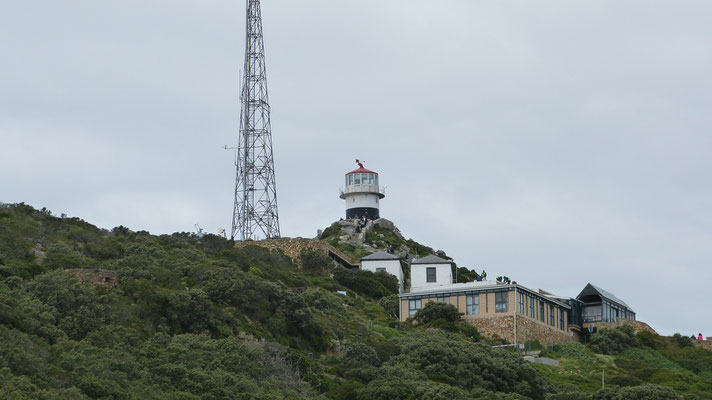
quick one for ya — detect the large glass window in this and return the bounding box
[368,174,375,185]
[374,175,379,186]
[529,296,535,318]
[495,291,508,313]
[549,306,555,326]
[539,302,545,322]
[354,174,361,184]
[518,292,524,313]
[409,299,422,317]
[436,296,450,304]
[426,267,436,283]
[466,294,479,315]
[560,310,565,330]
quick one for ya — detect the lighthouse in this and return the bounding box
[340,160,385,220]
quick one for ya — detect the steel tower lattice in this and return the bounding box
[231,0,280,241]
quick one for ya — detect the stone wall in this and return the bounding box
[65,269,118,289]
[234,238,329,266]
[463,315,574,346]
[693,339,712,351]
[515,315,575,346]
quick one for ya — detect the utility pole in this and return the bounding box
[231,0,280,241]
[602,368,605,389]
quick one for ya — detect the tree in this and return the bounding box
[378,294,400,319]
[413,302,461,325]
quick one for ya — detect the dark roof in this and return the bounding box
[411,254,452,265]
[360,251,400,261]
[577,283,634,312]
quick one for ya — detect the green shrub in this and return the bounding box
[589,325,636,355]
[672,333,694,348]
[299,249,334,276]
[456,322,481,341]
[333,268,398,299]
[378,294,400,319]
[636,330,663,349]
[413,302,461,325]
[555,342,594,361]
[592,383,683,400]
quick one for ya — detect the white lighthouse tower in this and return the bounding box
[340,160,385,220]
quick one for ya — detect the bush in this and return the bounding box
[589,325,636,355]
[555,342,594,361]
[546,391,590,400]
[592,384,683,400]
[636,330,662,349]
[378,294,399,319]
[333,268,398,299]
[456,322,481,341]
[413,302,461,325]
[299,249,334,276]
[672,333,693,348]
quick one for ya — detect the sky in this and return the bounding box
[1,0,711,337]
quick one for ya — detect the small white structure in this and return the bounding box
[339,159,385,220]
[410,254,453,290]
[360,251,404,292]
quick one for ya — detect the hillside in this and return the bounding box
[0,203,711,399]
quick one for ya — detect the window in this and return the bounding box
[518,292,524,313]
[375,267,386,273]
[495,291,508,313]
[354,174,361,184]
[436,296,450,304]
[466,294,479,315]
[549,306,555,326]
[539,302,545,322]
[368,174,375,185]
[560,310,565,330]
[529,296,535,318]
[426,267,436,283]
[409,299,422,317]
[374,175,379,186]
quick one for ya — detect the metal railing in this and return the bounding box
[339,185,386,196]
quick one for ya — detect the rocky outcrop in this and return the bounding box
[692,339,712,351]
[597,319,658,335]
[234,238,330,265]
[233,238,358,268]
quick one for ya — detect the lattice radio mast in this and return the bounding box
[231,0,280,241]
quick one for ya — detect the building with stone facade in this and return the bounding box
[399,280,575,345]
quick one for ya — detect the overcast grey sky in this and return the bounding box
[2,1,711,336]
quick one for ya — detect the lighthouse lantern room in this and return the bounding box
[340,160,385,220]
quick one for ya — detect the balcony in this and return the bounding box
[339,185,386,199]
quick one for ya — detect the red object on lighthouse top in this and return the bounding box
[346,159,378,175]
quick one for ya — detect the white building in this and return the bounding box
[410,254,453,290]
[339,160,385,220]
[360,251,404,292]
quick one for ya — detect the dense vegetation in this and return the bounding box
[1,203,710,399]
[537,327,712,399]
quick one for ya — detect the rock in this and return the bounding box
[524,356,560,366]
